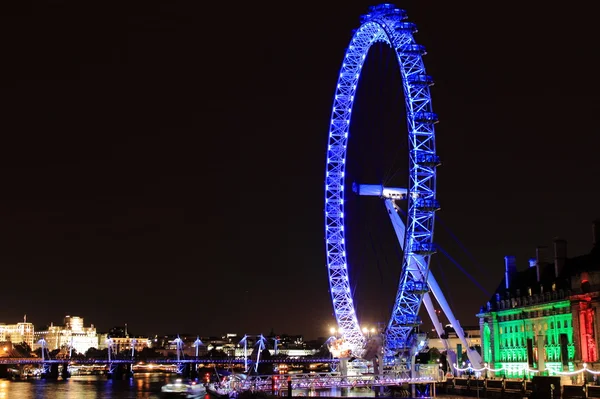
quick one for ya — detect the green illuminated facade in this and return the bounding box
[478,295,575,378]
[476,227,600,378]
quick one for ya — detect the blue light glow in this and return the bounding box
[324,3,439,358]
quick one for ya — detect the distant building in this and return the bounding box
[266,334,317,357]
[477,220,600,377]
[427,324,481,357]
[150,334,209,357]
[107,336,150,354]
[0,316,35,348]
[34,315,98,355]
[109,326,128,338]
[98,325,150,354]
[200,334,317,357]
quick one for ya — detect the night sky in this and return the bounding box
[1,1,599,340]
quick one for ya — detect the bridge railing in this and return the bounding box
[240,372,440,392]
[415,364,445,382]
[0,357,339,365]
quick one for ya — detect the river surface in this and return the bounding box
[0,373,169,398]
[0,373,401,398]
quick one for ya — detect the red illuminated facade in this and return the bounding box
[575,296,597,362]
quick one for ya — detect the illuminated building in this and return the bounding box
[0,317,35,348]
[107,336,149,353]
[477,221,600,377]
[428,324,481,357]
[34,315,98,355]
[97,327,150,354]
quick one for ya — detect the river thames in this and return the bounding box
[0,373,411,399]
[0,374,471,398]
[0,373,170,398]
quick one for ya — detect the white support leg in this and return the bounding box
[382,197,482,369]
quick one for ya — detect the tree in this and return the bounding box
[85,347,108,359]
[33,347,42,358]
[255,348,273,375]
[207,348,227,358]
[70,349,85,360]
[137,347,162,359]
[428,347,441,363]
[13,342,32,357]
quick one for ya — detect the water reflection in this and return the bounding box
[0,374,172,399]
[0,374,382,398]
[0,380,8,399]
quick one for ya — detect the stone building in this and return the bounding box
[34,315,98,355]
[477,221,600,377]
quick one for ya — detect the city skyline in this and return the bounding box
[1,1,599,340]
[0,313,328,346]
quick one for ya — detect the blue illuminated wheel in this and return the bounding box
[324,4,440,357]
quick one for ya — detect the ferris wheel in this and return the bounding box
[324,4,479,367]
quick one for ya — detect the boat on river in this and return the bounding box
[160,378,206,398]
[206,373,247,398]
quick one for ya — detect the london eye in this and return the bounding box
[324,4,477,366]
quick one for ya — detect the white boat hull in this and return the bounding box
[161,379,206,398]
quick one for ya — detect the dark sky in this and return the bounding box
[1,1,599,340]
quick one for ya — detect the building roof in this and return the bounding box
[483,241,600,312]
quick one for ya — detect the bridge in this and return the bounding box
[241,372,439,393]
[0,355,341,381]
[0,357,338,365]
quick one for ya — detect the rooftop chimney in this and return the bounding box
[536,246,548,265]
[536,246,548,282]
[581,271,591,293]
[504,255,517,289]
[553,238,567,278]
[593,220,600,247]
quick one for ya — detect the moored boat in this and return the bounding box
[161,378,206,398]
[206,373,247,398]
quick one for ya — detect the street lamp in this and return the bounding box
[362,326,377,339]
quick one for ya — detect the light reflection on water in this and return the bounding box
[0,374,382,398]
[0,374,177,399]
